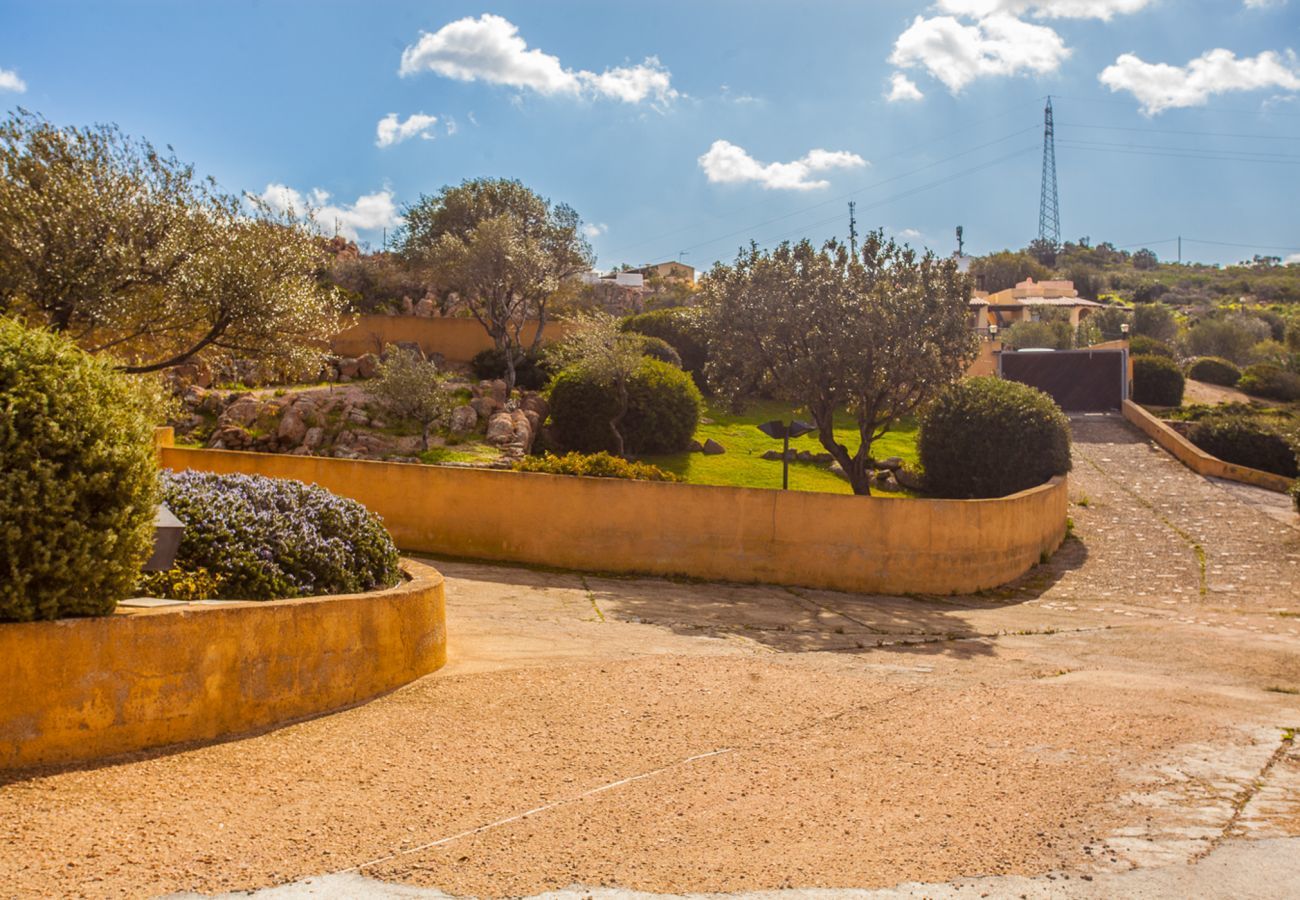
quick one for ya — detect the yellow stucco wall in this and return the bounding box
[161,448,1068,597]
[965,341,1004,377]
[0,560,446,773]
[1123,400,1294,493]
[331,316,570,363]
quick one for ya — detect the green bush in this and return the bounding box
[1004,319,1072,350]
[158,470,401,600]
[621,308,709,388]
[548,357,702,455]
[1186,417,1299,478]
[1238,364,1300,402]
[514,452,681,482]
[1132,354,1185,406]
[0,318,159,621]
[918,376,1072,499]
[1185,357,1242,387]
[469,346,551,390]
[635,335,683,368]
[1129,334,1175,359]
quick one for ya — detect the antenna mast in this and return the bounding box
[848,201,858,256]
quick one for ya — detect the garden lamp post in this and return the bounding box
[988,323,999,341]
[757,419,816,490]
[142,505,184,572]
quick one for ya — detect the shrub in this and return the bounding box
[1185,316,1269,365]
[1129,334,1175,359]
[1186,417,1299,478]
[514,452,682,482]
[469,347,551,390]
[136,566,225,602]
[918,377,1072,499]
[1185,357,1241,387]
[1132,303,1178,343]
[621,308,709,387]
[635,335,683,368]
[0,319,159,621]
[1132,354,1185,406]
[1004,320,1071,350]
[158,470,401,600]
[1239,364,1300,402]
[548,357,702,455]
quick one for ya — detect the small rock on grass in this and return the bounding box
[702,438,726,455]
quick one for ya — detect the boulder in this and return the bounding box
[219,396,262,428]
[302,426,325,451]
[689,439,705,453]
[812,452,834,464]
[485,412,516,444]
[489,379,509,404]
[357,353,380,379]
[520,393,550,421]
[470,396,501,420]
[796,450,813,463]
[277,407,307,446]
[414,297,436,317]
[392,341,425,361]
[876,456,904,472]
[894,467,925,492]
[873,470,895,488]
[346,407,370,426]
[337,358,361,379]
[701,438,726,455]
[450,405,478,433]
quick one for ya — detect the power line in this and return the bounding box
[1059,121,1300,142]
[1059,142,1300,165]
[1057,137,1300,160]
[1048,93,1300,119]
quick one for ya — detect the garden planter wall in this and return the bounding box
[331,315,571,364]
[0,560,445,773]
[1122,400,1294,493]
[161,442,1069,598]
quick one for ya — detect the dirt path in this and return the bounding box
[1,416,1297,899]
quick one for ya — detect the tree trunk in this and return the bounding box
[421,421,431,452]
[609,380,628,458]
[503,349,517,395]
[813,412,873,496]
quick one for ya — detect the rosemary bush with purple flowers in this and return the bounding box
[157,471,401,600]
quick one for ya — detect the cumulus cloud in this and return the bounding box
[889,14,1071,93]
[886,72,925,102]
[375,112,439,147]
[1286,252,1300,264]
[899,228,924,239]
[582,222,608,238]
[698,140,867,191]
[936,0,1152,18]
[1100,48,1300,114]
[1244,0,1287,8]
[399,14,677,105]
[257,183,400,241]
[0,67,26,93]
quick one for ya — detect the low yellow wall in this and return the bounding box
[331,316,569,364]
[0,560,446,773]
[161,448,1068,597]
[966,341,1004,377]
[1123,400,1293,493]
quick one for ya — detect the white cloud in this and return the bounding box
[399,14,677,105]
[582,222,608,238]
[1244,0,1287,8]
[1285,252,1300,264]
[936,0,1152,19]
[375,112,439,147]
[444,116,459,135]
[257,183,400,241]
[899,228,924,239]
[698,140,867,191]
[1100,48,1300,114]
[0,67,26,93]
[889,14,1071,93]
[886,72,925,102]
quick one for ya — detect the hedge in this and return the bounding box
[918,376,1072,499]
[0,318,159,621]
[1185,357,1242,387]
[1186,417,1299,479]
[621,308,709,389]
[1129,334,1176,359]
[1238,364,1300,403]
[514,452,681,481]
[1132,354,1185,406]
[547,357,702,455]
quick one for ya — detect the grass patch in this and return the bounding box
[418,444,501,466]
[636,399,918,496]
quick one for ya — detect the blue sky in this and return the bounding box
[2,0,1298,268]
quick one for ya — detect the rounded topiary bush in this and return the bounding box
[621,308,709,389]
[469,347,550,390]
[1186,417,1299,478]
[1238,364,1300,402]
[547,358,702,455]
[635,335,683,368]
[1129,334,1175,359]
[1186,356,1242,387]
[158,470,401,601]
[919,376,1072,499]
[1132,354,1185,406]
[0,318,159,621]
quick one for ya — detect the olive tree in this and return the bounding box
[701,233,978,495]
[0,110,342,374]
[545,312,648,458]
[366,348,454,451]
[399,178,593,392]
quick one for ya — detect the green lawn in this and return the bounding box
[637,400,919,496]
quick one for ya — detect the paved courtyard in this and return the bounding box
[1,416,1297,899]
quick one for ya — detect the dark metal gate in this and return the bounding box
[998,348,1128,412]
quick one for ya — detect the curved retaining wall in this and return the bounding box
[161,445,1069,597]
[331,315,568,364]
[0,560,445,773]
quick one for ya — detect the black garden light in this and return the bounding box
[142,505,184,572]
[757,419,816,490]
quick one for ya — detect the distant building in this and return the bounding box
[971,277,1102,332]
[576,271,645,289]
[631,261,695,284]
